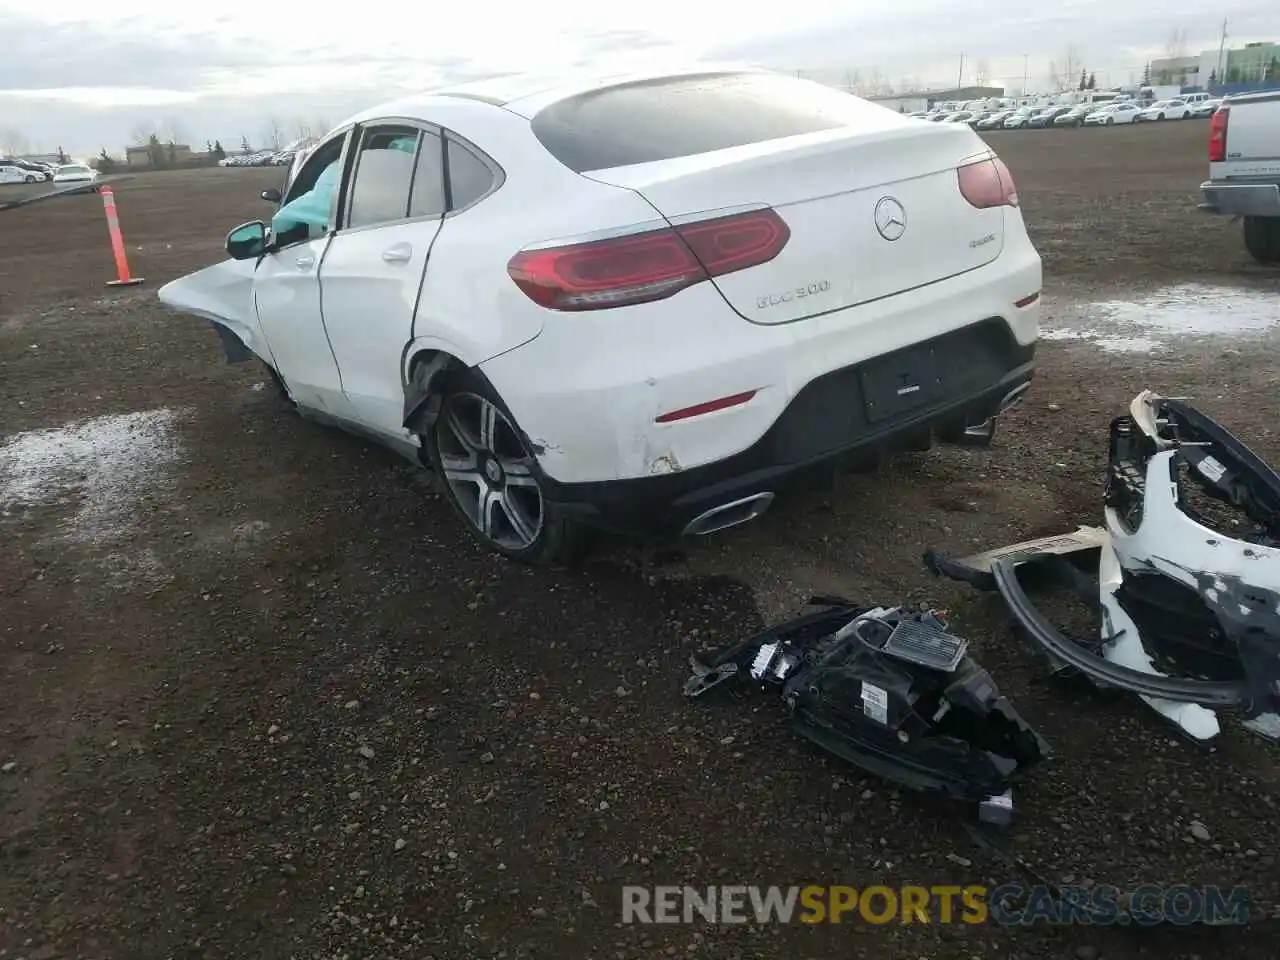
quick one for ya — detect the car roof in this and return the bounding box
[340,62,772,127]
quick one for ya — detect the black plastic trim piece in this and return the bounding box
[990,556,1246,707]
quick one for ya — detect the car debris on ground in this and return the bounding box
[928,389,1280,744]
[683,596,1051,824]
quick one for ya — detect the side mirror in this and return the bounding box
[226,221,268,260]
[261,187,281,204]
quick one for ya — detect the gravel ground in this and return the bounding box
[2,120,1279,960]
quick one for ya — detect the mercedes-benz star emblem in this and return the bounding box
[874,196,907,241]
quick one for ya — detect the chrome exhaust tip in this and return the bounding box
[998,381,1032,414]
[682,492,775,537]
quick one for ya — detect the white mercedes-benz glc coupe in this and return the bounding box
[159,66,1042,563]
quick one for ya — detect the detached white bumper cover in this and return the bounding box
[928,390,1280,742]
[157,259,262,363]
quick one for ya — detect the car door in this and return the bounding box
[252,129,354,417]
[317,122,445,437]
[0,166,20,184]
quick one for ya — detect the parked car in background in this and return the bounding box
[0,161,47,183]
[1198,92,1280,265]
[976,110,1012,130]
[159,66,1041,562]
[51,163,98,183]
[1053,105,1092,127]
[1084,102,1142,125]
[945,111,975,123]
[1002,107,1036,129]
[1138,99,1192,121]
[12,160,53,181]
[1190,98,1223,118]
[1029,105,1072,128]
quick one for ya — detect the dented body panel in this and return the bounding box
[157,259,265,365]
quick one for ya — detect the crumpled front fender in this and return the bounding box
[157,258,261,364]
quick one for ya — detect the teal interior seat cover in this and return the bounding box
[270,135,417,237]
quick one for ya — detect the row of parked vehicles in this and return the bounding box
[0,158,100,185]
[219,149,300,168]
[913,93,1222,131]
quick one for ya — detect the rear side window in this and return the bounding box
[530,72,892,173]
[446,138,494,210]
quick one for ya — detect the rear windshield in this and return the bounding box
[530,72,895,173]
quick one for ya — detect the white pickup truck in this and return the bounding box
[1199,90,1280,264]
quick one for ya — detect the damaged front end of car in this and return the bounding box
[684,599,1051,822]
[929,390,1280,743]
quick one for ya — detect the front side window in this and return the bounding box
[345,126,421,229]
[270,131,350,246]
[283,133,346,207]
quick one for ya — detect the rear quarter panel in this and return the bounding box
[404,102,673,372]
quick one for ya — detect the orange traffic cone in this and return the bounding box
[100,186,144,287]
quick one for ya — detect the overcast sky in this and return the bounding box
[0,1,1274,158]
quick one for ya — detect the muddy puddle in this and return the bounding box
[0,408,185,545]
[1044,283,1279,353]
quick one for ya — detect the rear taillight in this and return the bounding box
[958,156,1019,209]
[507,208,790,311]
[1209,107,1229,163]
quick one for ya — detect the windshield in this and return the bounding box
[58,165,87,173]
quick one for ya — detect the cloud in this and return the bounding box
[0,16,273,92]
[1,0,1277,156]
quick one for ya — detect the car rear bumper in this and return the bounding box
[539,322,1036,539]
[1198,180,1280,217]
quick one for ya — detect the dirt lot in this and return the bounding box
[3,120,1280,960]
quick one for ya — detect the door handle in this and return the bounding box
[382,243,412,264]
[295,254,315,269]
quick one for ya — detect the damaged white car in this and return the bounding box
[159,65,1041,562]
[930,390,1280,743]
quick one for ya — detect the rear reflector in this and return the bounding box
[1015,292,1039,308]
[1209,107,1229,163]
[655,390,757,423]
[508,209,790,311]
[958,156,1019,209]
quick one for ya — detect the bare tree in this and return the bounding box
[128,122,157,146]
[312,117,331,139]
[0,127,28,157]
[294,119,314,142]
[974,59,992,87]
[263,116,285,150]
[157,117,188,145]
[1164,28,1187,62]
[864,68,895,97]
[1048,45,1084,91]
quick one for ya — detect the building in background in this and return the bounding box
[1191,40,1279,88]
[1148,54,1201,86]
[124,143,195,168]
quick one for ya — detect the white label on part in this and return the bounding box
[861,681,889,725]
[1196,456,1226,483]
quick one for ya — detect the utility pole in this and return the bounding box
[1216,19,1228,86]
[1023,54,1029,94]
[957,53,965,90]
